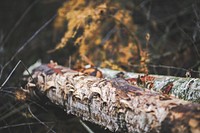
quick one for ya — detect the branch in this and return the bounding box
[25,63,200,133]
[99,68,200,103]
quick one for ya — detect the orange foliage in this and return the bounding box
[50,0,149,73]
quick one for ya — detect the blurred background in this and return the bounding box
[0,0,200,132]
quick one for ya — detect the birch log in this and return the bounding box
[100,68,200,103]
[26,63,200,133]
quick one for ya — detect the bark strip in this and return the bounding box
[100,68,200,103]
[26,63,200,133]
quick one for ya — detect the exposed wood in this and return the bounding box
[25,62,200,133]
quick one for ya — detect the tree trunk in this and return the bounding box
[25,62,200,133]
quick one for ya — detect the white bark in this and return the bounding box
[100,68,200,103]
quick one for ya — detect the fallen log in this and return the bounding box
[25,62,200,133]
[99,68,200,103]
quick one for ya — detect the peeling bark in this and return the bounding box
[25,63,200,133]
[100,68,200,103]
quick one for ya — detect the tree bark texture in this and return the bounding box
[26,63,200,133]
[100,68,200,103]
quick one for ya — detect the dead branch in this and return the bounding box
[100,68,200,103]
[25,63,200,133]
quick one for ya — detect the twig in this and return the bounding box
[0,13,57,79]
[28,105,56,133]
[0,60,21,89]
[0,122,55,130]
[0,0,40,48]
[79,120,94,133]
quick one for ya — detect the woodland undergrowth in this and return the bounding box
[0,0,200,133]
[50,0,149,73]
